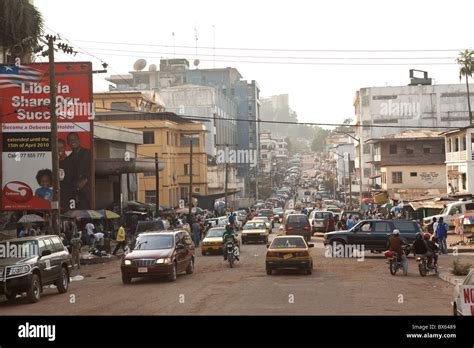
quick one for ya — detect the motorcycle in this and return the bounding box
[384,244,412,276]
[224,237,240,268]
[416,253,438,276]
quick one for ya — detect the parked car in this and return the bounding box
[323,219,421,252]
[121,230,195,283]
[0,235,72,303]
[241,220,269,244]
[452,269,474,316]
[283,214,312,241]
[424,200,474,229]
[309,210,333,232]
[265,235,314,275]
[136,219,170,235]
[341,210,363,221]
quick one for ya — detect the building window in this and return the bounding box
[363,168,371,178]
[447,139,452,152]
[180,187,188,200]
[143,131,155,144]
[410,172,417,177]
[166,131,170,145]
[110,102,132,111]
[462,136,467,151]
[144,172,154,177]
[184,164,191,175]
[423,147,431,154]
[180,135,200,147]
[389,144,397,154]
[461,173,467,190]
[145,190,156,204]
[406,146,414,155]
[454,137,459,152]
[363,144,370,154]
[392,172,403,184]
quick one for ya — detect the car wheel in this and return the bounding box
[122,274,132,284]
[307,266,313,275]
[168,263,177,282]
[186,258,195,274]
[5,292,17,301]
[56,266,69,294]
[26,274,41,303]
[331,240,345,257]
[266,267,273,275]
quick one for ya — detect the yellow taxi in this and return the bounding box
[201,227,240,255]
[265,235,314,275]
[241,220,269,245]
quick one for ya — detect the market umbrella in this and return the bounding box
[63,210,103,220]
[101,210,120,219]
[18,214,44,223]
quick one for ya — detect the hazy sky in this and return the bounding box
[35,0,473,126]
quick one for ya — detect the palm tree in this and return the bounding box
[0,0,44,64]
[457,50,474,124]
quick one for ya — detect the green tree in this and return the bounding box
[457,50,474,124]
[311,127,331,152]
[0,0,44,63]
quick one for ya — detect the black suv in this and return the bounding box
[323,219,421,251]
[0,235,72,303]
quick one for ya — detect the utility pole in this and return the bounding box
[48,36,60,235]
[348,154,352,209]
[224,162,228,210]
[155,152,160,218]
[188,138,193,221]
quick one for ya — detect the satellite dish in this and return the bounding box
[193,59,200,67]
[133,59,147,71]
[149,64,157,71]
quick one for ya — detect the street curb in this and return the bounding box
[437,270,464,286]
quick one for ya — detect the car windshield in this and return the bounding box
[259,210,272,216]
[271,237,306,249]
[135,235,174,250]
[244,223,265,230]
[206,229,225,238]
[274,208,283,213]
[315,212,330,219]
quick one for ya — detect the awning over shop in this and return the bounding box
[409,201,447,211]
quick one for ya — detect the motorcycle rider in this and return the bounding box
[388,229,408,276]
[424,233,439,268]
[222,223,239,261]
[412,232,428,256]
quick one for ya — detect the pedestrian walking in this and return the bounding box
[113,224,127,256]
[71,233,82,270]
[191,220,201,247]
[85,221,95,248]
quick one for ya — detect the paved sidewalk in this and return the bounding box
[436,252,474,285]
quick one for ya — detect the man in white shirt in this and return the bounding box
[86,222,95,247]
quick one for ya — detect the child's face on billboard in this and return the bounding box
[39,175,51,188]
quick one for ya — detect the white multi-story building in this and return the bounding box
[260,131,288,173]
[353,79,474,193]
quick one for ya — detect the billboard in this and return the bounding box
[0,62,94,211]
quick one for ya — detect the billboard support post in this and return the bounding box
[48,36,61,235]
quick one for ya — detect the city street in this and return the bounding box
[0,225,456,315]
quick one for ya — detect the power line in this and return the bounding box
[94,106,466,130]
[73,39,468,53]
[80,46,457,61]
[83,50,457,66]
